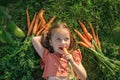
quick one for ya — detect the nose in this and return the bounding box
[61,40,66,44]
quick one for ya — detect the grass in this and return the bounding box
[0,0,120,80]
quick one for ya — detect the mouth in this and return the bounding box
[59,47,67,50]
[59,47,63,50]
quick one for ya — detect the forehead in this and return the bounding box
[52,28,70,37]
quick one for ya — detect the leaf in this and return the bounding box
[6,20,25,37]
[0,6,11,19]
[0,30,13,43]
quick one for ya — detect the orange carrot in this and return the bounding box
[74,29,91,47]
[32,17,39,35]
[42,16,56,33]
[38,9,45,20]
[27,13,37,36]
[78,20,93,41]
[37,21,42,31]
[63,48,68,54]
[38,8,46,27]
[36,16,56,36]
[36,25,46,36]
[26,7,31,29]
[38,19,46,32]
[96,33,101,49]
[88,21,97,43]
[82,34,89,41]
[77,41,89,48]
[36,9,46,35]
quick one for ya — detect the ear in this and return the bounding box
[49,40,53,46]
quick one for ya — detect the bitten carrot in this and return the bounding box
[88,21,97,43]
[77,41,89,48]
[63,48,68,54]
[27,13,37,36]
[78,20,93,41]
[74,29,91,47]
[26,7,31,29]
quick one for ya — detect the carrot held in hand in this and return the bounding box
[62,48,76,80]
[63,48,68,54]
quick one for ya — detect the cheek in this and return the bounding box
[49,40,58,47]
[68,41,71,47]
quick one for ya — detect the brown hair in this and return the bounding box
[41,23,77,53]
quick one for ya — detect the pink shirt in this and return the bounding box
[41,49,82,79]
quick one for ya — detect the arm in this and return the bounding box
[32,36,45,58]
[70,60,87,80]
[64,53,87,80]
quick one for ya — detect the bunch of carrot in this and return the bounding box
[26,7,56,36]
[74,20,120,77]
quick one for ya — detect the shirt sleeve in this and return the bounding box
[41,48,49,63]
[72,49,82,64]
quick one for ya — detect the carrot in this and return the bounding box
[36,9,46,35]
[74,29,92,47]
[63,48,68,54]
[27,13,37,36]
[77,41,89,48]
[38,19,46,32]
[88,21,97,43]
[32,16,39,35]
[26,7,31,29]
[36,16,56,36]
[36,25,46,36]
[82,33,89,41]
[78,20,93,41]
[42,16,56,33]
[38,8,46,27]
[38,9,45,20]
[96,33,101,49]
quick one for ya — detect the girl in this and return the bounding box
[32,23,87,80]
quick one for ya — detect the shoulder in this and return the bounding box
[72,49,82,64]
[42,48,50,58]
[73,49,81,54]
[73,49,82,57]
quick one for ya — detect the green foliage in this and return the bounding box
[0,6,25,44]
[0,0,120,80]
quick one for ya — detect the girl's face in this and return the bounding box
[49,28,70,54]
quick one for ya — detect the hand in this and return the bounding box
[64,53,74,62]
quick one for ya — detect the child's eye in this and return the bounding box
[56,38,61,41]
[64,38,69,41]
